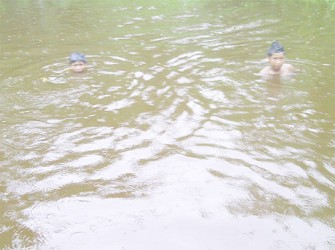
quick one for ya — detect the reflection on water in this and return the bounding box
[0,0,334,249]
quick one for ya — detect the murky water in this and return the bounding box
[1,0,334,249]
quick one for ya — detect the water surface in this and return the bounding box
[0,0,334,249]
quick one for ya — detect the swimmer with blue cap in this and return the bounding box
[69,52,87,73]
[259,41,295,77]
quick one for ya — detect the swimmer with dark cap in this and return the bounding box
[69,52,87,73]
[259,41,295,77]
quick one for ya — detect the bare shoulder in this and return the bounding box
[282,63,295,74]
[284,63,295,72]
[259,66,271,75]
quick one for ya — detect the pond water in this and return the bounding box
[0,0,334,249]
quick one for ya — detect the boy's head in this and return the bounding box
[69,52,87,73]
[267,41,285,72]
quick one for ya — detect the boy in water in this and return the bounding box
[69,52,87,73]
[259,41,295,77]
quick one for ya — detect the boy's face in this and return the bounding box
[70,61,87,73]
[268,52,285,71]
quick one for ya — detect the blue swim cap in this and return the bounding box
[267,41,284,56]
[69,52,87,64]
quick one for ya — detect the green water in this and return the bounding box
[0,0,334,249]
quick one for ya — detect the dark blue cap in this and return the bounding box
[69,52,87,64]
[268,41,284,56]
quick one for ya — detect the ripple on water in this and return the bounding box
[1,1,334,249]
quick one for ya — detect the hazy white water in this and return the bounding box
[0,0,334,249]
